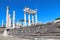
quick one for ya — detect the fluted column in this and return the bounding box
[24,12,26,26]
[28,13,31,26]
[13,11,15,28]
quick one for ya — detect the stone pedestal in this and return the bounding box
[2,29,8,36]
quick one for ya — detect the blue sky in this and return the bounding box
[0,0,60,26]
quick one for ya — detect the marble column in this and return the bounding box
[35,13,38,24]
[28,13,31,26]
[34,9,38,24]
[9,14,11,28]
[13,11,15,28]
[24,12,26,26]
[6,6,9,28]
[2,20,4,27]
[32,14,34,24]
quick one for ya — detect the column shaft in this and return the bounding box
[32,14,34,24]
[9,14,11,28]
[35,14,38,23]
[2,20,4,27]
[13,11,15,28]
[28,13,30,26]
[6,6,9,28]
[24,12,26,26]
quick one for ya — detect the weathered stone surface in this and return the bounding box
[0,22,60,40]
